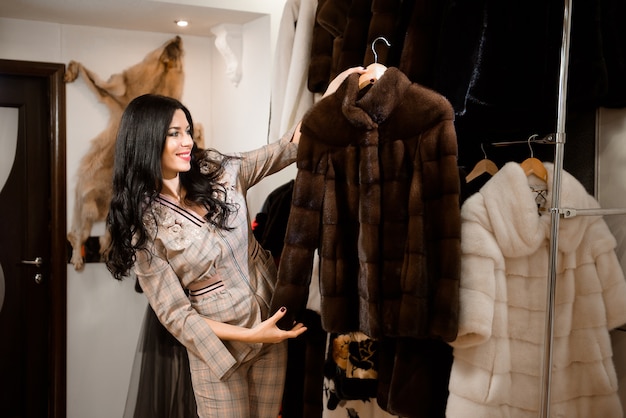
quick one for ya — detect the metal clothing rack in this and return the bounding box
[539,1,571,415]
[541,1,626,417]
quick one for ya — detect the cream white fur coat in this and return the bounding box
[447,162,626,418]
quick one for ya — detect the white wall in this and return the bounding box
[208,14,298,216]
[0,7,289,416]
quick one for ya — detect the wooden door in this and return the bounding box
[0,59,66,418]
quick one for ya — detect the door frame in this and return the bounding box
[0,58,67,418]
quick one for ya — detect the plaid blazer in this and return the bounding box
[134,129,297,380]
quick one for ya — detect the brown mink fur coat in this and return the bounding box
[269,67,461,416]
[271,66,461,341]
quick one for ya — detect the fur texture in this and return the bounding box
[448,162,626,417]
[307,0,335,93]
[271,67,461,341]
[66,36,187,270]
[270,67,461,417]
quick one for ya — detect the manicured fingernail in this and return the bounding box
[280,306,286,312]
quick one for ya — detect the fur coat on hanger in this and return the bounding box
[270,67,461,417]
[447,161,626,418]
[270,66,461,341]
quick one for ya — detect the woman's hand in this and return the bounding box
[202,307,306,343]
[322,66,367,98]
[290,66,367,144]
[246,307,307,343]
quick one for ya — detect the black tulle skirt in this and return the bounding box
[124,305,198,418]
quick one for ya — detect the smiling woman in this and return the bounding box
[103,93,306,418]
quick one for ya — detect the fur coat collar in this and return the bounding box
[303,66,453,143]
[477,161,600,257]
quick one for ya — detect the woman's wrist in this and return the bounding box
[239,326,255,343]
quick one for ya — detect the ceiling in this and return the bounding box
[0,0,264,37]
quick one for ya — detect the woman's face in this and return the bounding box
[161,109,193,179]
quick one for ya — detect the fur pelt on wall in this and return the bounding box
[66,36,188,271]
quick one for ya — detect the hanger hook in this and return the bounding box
[371,36,391,64]
[527,134,538,158]
[480,143,487,159]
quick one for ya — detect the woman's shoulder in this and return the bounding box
[141,198,208,253]
[141,200,164,237]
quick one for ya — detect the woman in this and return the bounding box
[105,66,362,418]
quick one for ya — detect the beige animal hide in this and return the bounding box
[66,36,188,271]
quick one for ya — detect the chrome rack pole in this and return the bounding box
[540,0,572,417]
[561,208,626,218]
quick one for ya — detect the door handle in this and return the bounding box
[21,257,43,268]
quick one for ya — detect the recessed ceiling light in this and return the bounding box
[175,20,189,27]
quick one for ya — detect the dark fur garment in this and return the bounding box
[270,67,461,343]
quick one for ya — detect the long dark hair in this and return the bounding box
[105,94,237,280]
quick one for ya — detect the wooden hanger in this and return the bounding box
[359,37,390,89]
[520,134,548,182]
[521,157,548,182]
[465,144,499,183]
[359,63,387,89]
